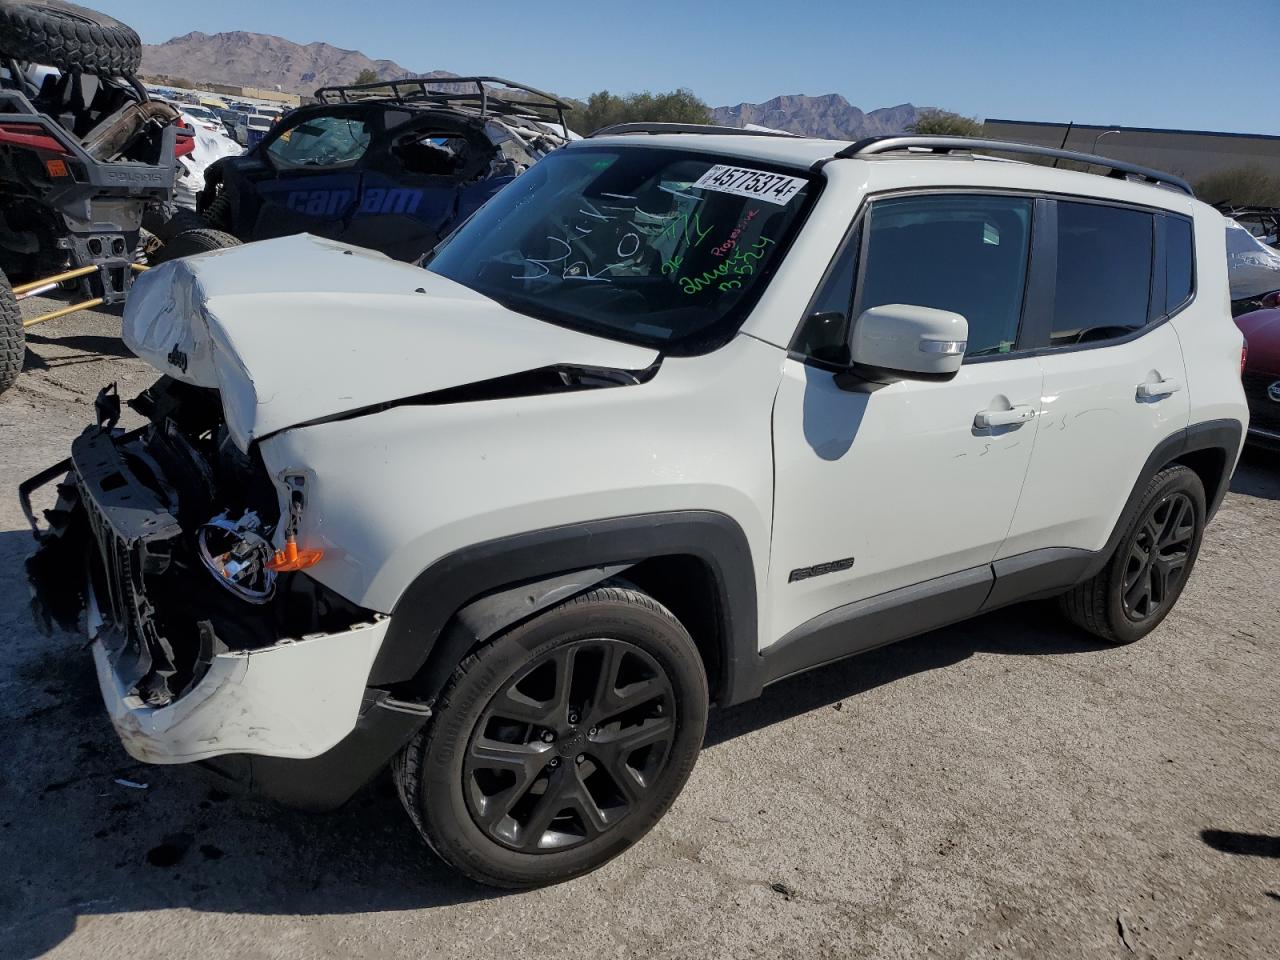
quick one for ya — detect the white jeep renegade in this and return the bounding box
[23,129,1248,888]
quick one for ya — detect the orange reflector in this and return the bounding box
[266,538,324,572]
[45,158,68,177]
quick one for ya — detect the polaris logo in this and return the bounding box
[788,557,855,583]
[104,170,163,183]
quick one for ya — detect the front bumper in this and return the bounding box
[22,425,395,766]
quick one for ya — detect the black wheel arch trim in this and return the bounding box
[1083,417,1241,582]
[369,511,760,706]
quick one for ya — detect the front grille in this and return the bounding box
[71,428,184,702]
[1242,372,1280,433]
[82,486,145,651]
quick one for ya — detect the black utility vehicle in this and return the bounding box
[198,76,572,263]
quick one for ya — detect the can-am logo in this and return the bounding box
[284,187,423,217]
[1268,381,1280,403]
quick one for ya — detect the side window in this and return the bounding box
[793,194,1034,362]
[1165,216,1194,313]
[858,195,1032,357]
[395,133,471,177]
[1050,202,1153,345]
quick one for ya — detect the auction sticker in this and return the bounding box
[692,165,805,205]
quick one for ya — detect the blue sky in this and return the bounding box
[97,0,1278,135]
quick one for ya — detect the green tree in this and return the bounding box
[907,109,983,137]
[578,88,711,134]
[1195,165,1280,207]
[353,68,380,85]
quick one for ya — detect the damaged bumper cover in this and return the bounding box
[21,423,411,770]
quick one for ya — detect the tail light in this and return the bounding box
[173,122,195,159]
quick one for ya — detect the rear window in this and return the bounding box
[1165,216,1194,313]
[1050,202,1153,346]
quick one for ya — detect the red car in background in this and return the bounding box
[1236,295,1280,450]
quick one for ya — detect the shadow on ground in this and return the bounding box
[8,440,1275,955]
[1201,830,1280,858]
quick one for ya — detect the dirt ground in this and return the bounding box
[1,299,1278,960]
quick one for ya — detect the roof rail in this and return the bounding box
[588,122,798,139]
[312,76,572,131]
[835,136,1194,196]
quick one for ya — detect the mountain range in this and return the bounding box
[141,31,923,138]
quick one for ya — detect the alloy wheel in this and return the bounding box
[462,638,675,852]
[1121,490,1197,621]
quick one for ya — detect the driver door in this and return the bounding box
[251,112,373,241]
[767,192,1044,646]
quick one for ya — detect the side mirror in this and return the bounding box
[847,303,968,383]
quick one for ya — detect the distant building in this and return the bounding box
[982,119,1280,184]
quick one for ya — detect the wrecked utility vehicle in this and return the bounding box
[22,131,1247,890]
[197,76,573,263]
[0,0,239,394]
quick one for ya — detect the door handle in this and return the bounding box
[974,404,1036,429]
[1136,378,1182,400]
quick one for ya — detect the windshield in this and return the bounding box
[427,146,816,353]
[267,115,371,168]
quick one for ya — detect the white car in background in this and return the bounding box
[178,104,224,135]
[23,128,1248,889]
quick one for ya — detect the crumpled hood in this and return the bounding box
[123,234,659,450]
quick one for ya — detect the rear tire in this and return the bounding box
[394,585,708,888]
[0,1,142,75]
[150,228,241,264]
[0,266,23,396]
[1059,465,1205,644]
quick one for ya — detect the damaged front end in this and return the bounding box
[20,377,408,775]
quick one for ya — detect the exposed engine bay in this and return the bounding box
[23,377,372,708]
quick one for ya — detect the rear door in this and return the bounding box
[1000,199,1190,559]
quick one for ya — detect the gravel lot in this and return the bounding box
[2,299,1278,960]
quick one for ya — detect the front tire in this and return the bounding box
[1059,464,1206,644]
[149,227,241,264]
[394,585,708,888]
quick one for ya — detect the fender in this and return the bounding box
[1080,416,1242,582]
[369,511,761,706]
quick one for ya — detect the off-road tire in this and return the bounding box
[393,585,709,888]
[1059,465,1206,644]
[150,228,241,264]
[0,1,142,76]
[201,192,233,232]
[0,266,23,395]
[141,204,207,244]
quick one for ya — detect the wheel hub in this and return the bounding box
[555,729,586,758]
[462,638,676,853]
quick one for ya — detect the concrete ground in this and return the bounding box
[1,299,1278,960]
